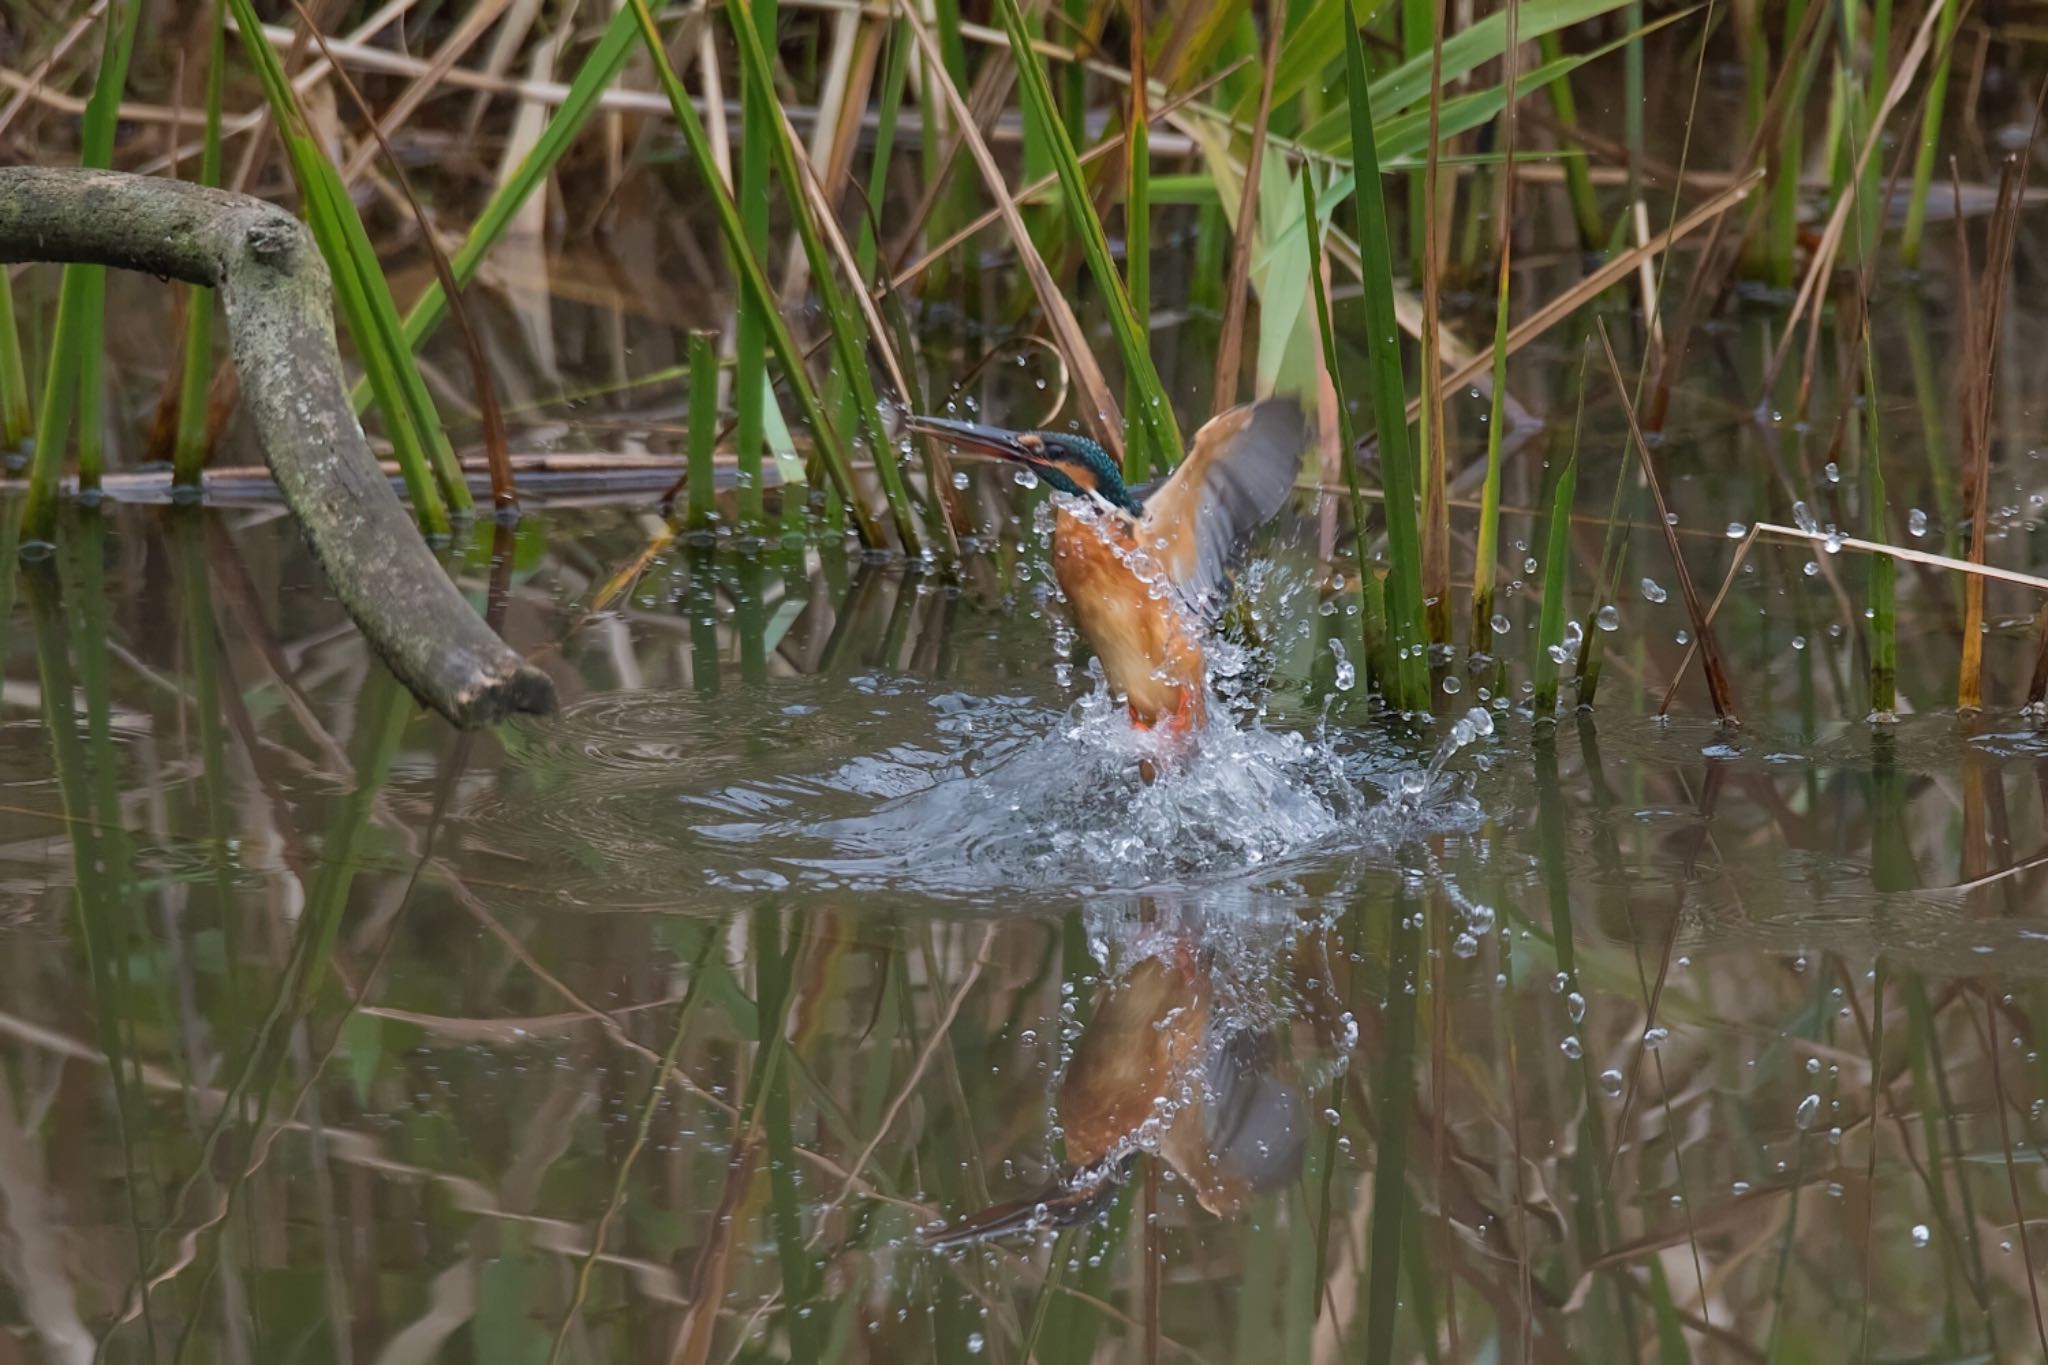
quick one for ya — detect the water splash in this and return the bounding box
[799,683,1373,896]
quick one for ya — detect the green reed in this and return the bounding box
[1530,401,1581,716]
[857,23,912,282]
[0,268,29,454]
[1762,0,1821,287]
[685,331,719,533]
[627,0,885,547]
[224,0,459,530]
[1862,326,1897,714]
[22,0,138,543]
[734,0,774,534]
[1538,33,1606,247]
[359,3,649,408]
[1363,882,1421,1363]
[1901,0,1962,267]
[1469,0,1521,662]
[169,515,243,1002]
[1124,48,1156,485]
[1342,0,1430,713]
[172,0,227,489]
[1303,169,1394,703]
[729,0,920,550]
[997,0,1183,473]
[27,541,160,1353]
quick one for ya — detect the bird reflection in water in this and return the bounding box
[928,903,1313,1245]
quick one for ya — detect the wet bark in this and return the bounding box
[0,167,554,728]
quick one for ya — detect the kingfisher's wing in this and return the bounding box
[1136,399,1310,620]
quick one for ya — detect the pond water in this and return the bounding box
[9,31,2048,1358]
[2,453,2046,1361]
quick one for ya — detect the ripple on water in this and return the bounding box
[471,677,1497,913]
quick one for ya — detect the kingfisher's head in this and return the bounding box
[905,416,1141,515]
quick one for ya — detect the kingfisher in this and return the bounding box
[906,399,1310,743]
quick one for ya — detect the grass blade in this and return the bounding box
[1303,169,1391,702]
[172,0,228,490]
[354,3,647,406]
[1596,321,1739,722]
[1859,320,1896,716]
[1959,155,2023,708]
[289,0,519,513]
[22,0,138,541]
[1342,0,1430,711]
[724,0,922,551]
[1469,0,1520,660]
[223,0,457,532]
[1363,882,1421,1363]
[1213,14,1282,417]
[1124,4,1155,482]
[627,0,886,547]
[895,1,1126,464]
[685,330,719,533]
[1536,31,1607,246]
[1530,380,1581,716]
[1417,0,1450,646]
[1901,0,1963,266]
[735,0,773,533]
[0,265,27,453]
[994,0,1182,470]
[26,555,159,1354]
[548,932,717,1361]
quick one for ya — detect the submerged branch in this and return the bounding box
[0,167,553,728]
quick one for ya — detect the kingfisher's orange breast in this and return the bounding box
[1049,506,1206,729]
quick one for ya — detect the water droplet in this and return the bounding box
[967,1332,987,1354]
[1908,507,1928,537]
[1640,577,1668,604]
[1014,468,1040,489]
[1823,461,1841,484]
[1803,560,1820,576]
[951,470,971,489]
[1642,1026,1670,1051]
[1599,1068,1624,1098]
[1566,991,1586,1023]
[1675,629,1691,646]
[1597,604,1620,631]
[1823,530,1844,554]
[1560,1035,1583,1059]
[1726,521,1748,538]
[1911,1223,1931,1248]
[1440,674,1462,694]
[1451,931,1479,958]
[1793,500,1820,534]
[1490,613,1511,636]
[1794,1092,1821,1130]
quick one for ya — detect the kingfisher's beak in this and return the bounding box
[904,414,1047,467]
